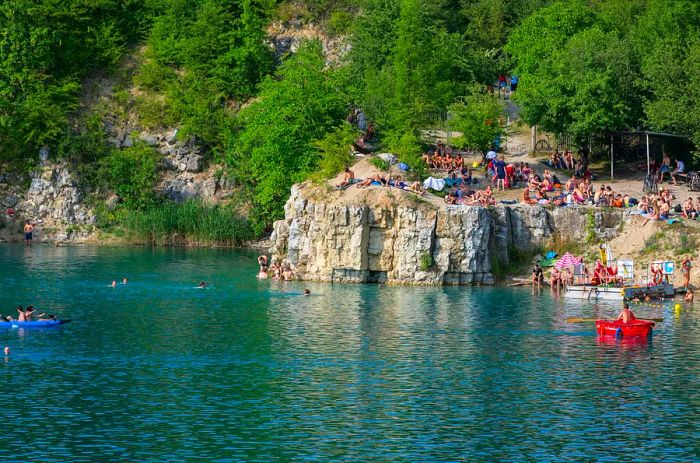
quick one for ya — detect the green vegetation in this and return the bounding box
[642,231,664,255]
[419,252,433,271]
[491,245,541,281]
[3,0,700,244]
[230,41,349,232]
[119,200,252,246]
[369,157,389,171]
[506,0,700,151]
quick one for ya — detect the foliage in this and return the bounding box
[506,0,700,149]
[99,143,159,210]
[0,0,150,159]
[369,157,389,171]
[312,123,359,180]
[491,244,541,280]
[419,252,433,271]
[56,115,112,187]
[449,86,505,154]
[231,41,350,232]
[118,200,252,245]
[385,130,425,177]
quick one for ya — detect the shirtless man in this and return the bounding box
[617,303,636,324]
[24,220,34,246]
[336,167,355,189]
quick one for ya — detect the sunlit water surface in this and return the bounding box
[0,245,698,462]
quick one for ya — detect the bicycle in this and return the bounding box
[643,173,659,194]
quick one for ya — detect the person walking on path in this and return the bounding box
[23,220,34,246]
[681,256,693,289]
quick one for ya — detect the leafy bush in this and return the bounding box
[369,157,389,171]
[231,40,350,233]
[419,252,433,271]
[99,144,159,210]
[449,85,505,154]
[326,11,353,36]
[312,123,359,180]
[385,130,425,177]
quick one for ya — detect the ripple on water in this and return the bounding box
[0,245,698,462]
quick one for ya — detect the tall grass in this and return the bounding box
[122,200,253,246]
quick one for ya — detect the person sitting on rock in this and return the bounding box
[336,167,355,189]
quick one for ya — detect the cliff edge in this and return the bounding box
[270,182,628,285]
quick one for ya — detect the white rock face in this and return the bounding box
[270,186,629,286]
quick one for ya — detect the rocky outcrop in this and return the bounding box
[11,161,96,242]
[270,185,629,286]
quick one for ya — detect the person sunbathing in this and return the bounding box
[611,194,624,208]
[521,188,536,205]
[357,174,385,188]
[637,196,651,214]
[336,167,355,189]
[407,181,424,195]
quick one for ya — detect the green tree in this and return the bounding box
[231,40,349,231]
[449,86,504,154]
[99,144,159,210]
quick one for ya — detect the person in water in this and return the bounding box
[303,289,311,296]
[110,280,117,288]
[198,281,208,288]
[532,263,543,288]
[684,288,694,303]
[122,278,128,285]
[617,303,636,324]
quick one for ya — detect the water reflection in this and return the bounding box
[0,244,697,462]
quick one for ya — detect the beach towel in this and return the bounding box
[398,163,409,172]
[335,178,360,190]
[545,251,558,260]
[423,177,445,191]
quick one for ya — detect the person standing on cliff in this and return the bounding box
[23,220,34,246]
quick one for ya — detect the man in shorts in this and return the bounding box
[23,220,34,246]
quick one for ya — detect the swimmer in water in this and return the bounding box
[303,289,310,296]
[198,281,207,288]
[122,278,128,285]
[110,280,117,288]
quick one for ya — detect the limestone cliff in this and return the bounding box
[270,184,628,285]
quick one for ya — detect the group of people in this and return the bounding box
[1,305,55,322]
[444,184,495,206]
[655,152,686,185]
[257,255,295,281]
[109,278,128,287]
[422,145,464,171]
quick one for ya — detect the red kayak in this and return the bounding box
[596,319,654,338]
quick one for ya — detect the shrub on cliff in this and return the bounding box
[230,40,350,233]
[99,143,159,210]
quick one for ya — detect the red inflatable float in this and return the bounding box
[596,319,654,338]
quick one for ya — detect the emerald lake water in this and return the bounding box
[0,244,698,462]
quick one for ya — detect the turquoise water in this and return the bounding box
[0,244,698,462]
